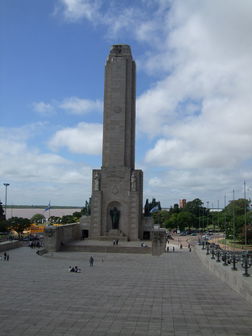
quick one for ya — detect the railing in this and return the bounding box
[199,240,252,277]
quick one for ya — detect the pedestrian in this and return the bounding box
[6,254,9,261]
[173,246,175,252]
[89,256,94,267]
[180,244,183,249]
[4,252,7,261]
[189,247,192,252]
[166,246,169,252]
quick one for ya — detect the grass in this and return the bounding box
[217,238,252,250]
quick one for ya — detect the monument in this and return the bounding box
[90,45,143,241]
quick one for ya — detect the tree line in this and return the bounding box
[152,198,252,243]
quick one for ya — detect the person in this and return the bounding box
[173,246,175,252]
[89,256,94,267]
[74,266,81,272]
[180,244,183,249]
[4,252,7,261]
[166,246,169,252]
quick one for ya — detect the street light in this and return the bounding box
[3,183,10,219]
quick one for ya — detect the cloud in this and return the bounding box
[49,122,102,155]
[0,125,92,205]
[134,0,252,176]
[33,96,102,116]
[49,0,252,205]
[59,97,102,115]
[54,0,100,22]
[33,102,55,115]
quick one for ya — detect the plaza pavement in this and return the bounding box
[0,245,252,336]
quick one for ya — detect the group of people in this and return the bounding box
[0,251,10,261]
[29,240,42,249]
[69,266,81,273]
[68,256,94,272]
[166,246,175,252]
[113,239,119,245]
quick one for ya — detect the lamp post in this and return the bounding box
[3,183,10,219]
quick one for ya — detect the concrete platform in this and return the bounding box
[0,246,252,335]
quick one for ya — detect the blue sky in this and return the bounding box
[1,0,252,208]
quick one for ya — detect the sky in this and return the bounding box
[1,0,252,209]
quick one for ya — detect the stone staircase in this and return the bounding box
[98,229,128,241]
[61,244,151,254]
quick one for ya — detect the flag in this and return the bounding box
[150,205,159,213]
[44,202,51,211]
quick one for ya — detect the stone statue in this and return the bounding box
[110,207,120,229]
[94,172,100,191]
[144,199,150,216]
[131,172,137,191]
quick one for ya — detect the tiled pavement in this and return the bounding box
[0,246,252,336]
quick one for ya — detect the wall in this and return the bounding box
[0,240,21,252]
[44,223,81,252]
[195,245,252,305]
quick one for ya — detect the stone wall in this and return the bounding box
[0,240,21,252]
[195,245,252,305]
[44,223,81,252]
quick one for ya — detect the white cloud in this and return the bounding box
[33,97,102,115]
[38,0,252,206]
[55,0,100,21]
[49,122,102,155]
[33,102,54,115]
[0,125,92,205]
[135,0,252,178]
[59,97,102,115]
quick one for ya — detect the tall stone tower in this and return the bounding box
[90,45,143,241]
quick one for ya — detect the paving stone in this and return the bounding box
[0,247,252,336]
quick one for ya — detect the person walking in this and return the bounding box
[89,256,94,267]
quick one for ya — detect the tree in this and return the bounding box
[184,198,206,217]
[31,214,46,223]
[0,220,9,233]
[177,211,197,230]
[152,210,170,226]
[164,213,178,230]
[221,198,251,241]
[0,201,5,221]
[48,216,61,224]
[7,217,31,236]
[61,215,75,224]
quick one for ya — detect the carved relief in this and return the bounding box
[94,172,100,191]
[131,172,137,191]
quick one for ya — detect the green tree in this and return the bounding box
[221,198,251,241]
[61,215,75,224]
[177,211,197,230]
[184,198,206,217]
[7,217,31,236]
[164,213,178,230]
[48,216,61,224]
[0,220,9,233]
[0,201,5,221]
[31,213,46,223]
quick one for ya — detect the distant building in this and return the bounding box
[179,199,186,208]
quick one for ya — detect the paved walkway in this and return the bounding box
[0,247,252,336]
